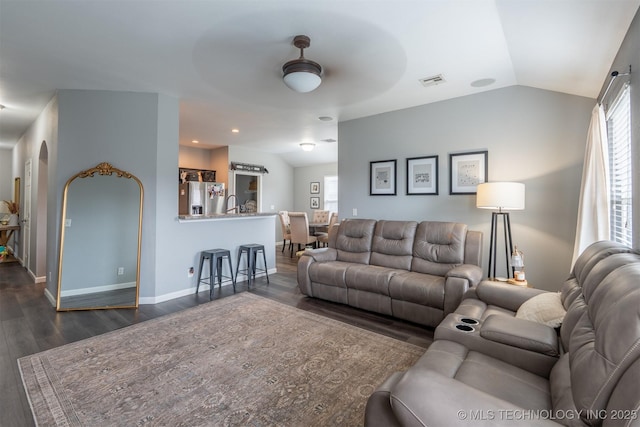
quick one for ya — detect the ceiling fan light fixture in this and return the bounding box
[282,35,322,93]
[300,142,316,151]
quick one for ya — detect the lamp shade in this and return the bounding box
[476,182,525,211]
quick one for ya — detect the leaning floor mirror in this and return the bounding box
[56,162,143,311]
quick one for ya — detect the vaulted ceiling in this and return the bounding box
[1,0,638,166]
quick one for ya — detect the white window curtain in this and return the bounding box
[571,104,610,268]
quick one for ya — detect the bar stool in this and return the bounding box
[235,244,270,288]
[196,248,236,298]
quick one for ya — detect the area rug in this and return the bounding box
[19,293,425,426]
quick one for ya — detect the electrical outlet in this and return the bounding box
[117,267,124,275]
[188,267,194,278]
[352,208,358,216]
[270,205,275,210]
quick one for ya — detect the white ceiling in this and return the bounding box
[0,0,638,166]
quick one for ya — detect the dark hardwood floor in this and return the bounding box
[0,247,433,427]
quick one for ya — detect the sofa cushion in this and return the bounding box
[345,264,400,295]
[411,222,467,276]
[308,261,352,288]
[515,292,566,328]
[389,272,445,309]
[335,219,376,264]
[405,340,552,411]
[370,220,417,270]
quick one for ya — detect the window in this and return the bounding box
[606,84,632,247]
[323,175,338,213]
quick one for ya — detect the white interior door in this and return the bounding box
[23,159,32,268]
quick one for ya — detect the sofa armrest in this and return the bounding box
[302,247,338,263]
[480,315,559,357]
[297,248,338,297]
[390,369,559,427]
[475,280,547,312]
[443,264,483,315]
[446,264,484,286]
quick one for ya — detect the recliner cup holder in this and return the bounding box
[460,318,479,325]
[455,324,475,332]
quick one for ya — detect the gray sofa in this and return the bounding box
[365,240,640,426]
[297,218,483,327]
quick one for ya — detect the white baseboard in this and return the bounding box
[139,267,277,305]
[26,267,46,283]
[44,288,56,306]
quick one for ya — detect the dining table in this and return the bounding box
[308,222,329,235]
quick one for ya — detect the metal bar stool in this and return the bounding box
[235,244,270,288]
[196,248,236,298]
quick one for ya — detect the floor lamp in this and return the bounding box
[476,182,525,279]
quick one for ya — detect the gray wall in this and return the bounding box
[51,90,168,300]
[338,86,594,291]
[0,149,12,207]
[13,95,58,280]
[228,145,294,242]
[602,9,639,248]
[293,162,338,218]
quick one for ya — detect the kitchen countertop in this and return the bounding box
[178,212,276,222]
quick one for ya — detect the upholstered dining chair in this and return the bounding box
[316,212,338,247]
[278,211,292,253]
[311,210,330,226]
[288,212,317,258]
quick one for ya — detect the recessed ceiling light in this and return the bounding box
[192,140,199,144]
[318,116,333,122]
[471,78,496,88]
[231,129,239,133]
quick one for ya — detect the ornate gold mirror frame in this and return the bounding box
[56,163,144,311]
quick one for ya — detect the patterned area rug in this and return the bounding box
[19,293,425,426]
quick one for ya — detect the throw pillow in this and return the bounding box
[516,292,566,328]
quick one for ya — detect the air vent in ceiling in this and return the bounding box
[419,74,446,87]
[321,138,336,143]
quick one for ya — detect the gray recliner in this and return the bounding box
[365,241,640,426]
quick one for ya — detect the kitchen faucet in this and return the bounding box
[225,194,239,213]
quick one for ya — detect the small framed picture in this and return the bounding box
[310,197,320,209]
[310,182,320,194]
[370,159,397,196]
[406,155,438,195]
[449,151,488,195]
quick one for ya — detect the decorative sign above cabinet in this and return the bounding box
[230,162,269,174]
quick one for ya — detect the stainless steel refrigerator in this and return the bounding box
[179,182,225,216]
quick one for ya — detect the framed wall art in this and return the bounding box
[449,151,488,195]
[310,197,320,209]
[406,155,438,195]
[370,159,397,195]
[310,182,320,194]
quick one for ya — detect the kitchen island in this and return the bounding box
[140,212,277,304]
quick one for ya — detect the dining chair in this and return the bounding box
[316,212,338,247]
[288,212,317,257]
[311,209,330,225]
[278,211,292,253]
